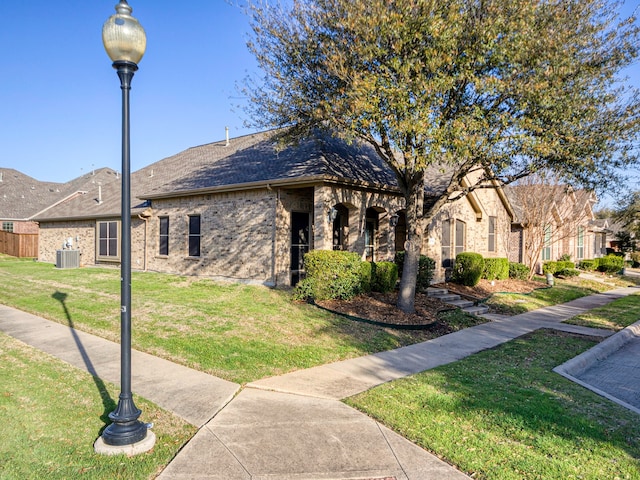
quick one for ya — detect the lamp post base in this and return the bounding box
[95,429,156,456]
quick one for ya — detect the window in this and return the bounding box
[455,220,466,257]
[577,227,584,259]
[364,208,379,262]
[542,225,552,261]
[443,219,466,268]
[488,216,496,252]
[441,219,452,267]
[188,215,201,257]
[159,216,169,256]
[98,221,119,259]
[1,222,14,233]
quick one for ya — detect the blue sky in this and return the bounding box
[1,0,639,201]
[1,0,257,183]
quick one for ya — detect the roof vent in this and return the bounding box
[225,126,230,147]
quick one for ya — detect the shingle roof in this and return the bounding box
[504,184,595,225]
[0,168,119,221]
[33,130,404,221]
[29,128,469,222]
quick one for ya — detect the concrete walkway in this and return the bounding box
[0,285,638,480]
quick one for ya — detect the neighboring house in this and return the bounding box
[0,168,117,257]
[591,218,621,254]
[33,129,515,285]
[505,184,601,272]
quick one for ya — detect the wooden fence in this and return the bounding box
[0,231,38,258]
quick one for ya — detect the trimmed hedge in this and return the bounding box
[394,252,435,292]
[578,259,597,271]
[372,261,398,293]
[556,268,580,277]
[597,254,625,274]
[509,262,530,280]
[544,260,577,277]
[293,250,367,301]
[451,252,484,286]
[359,261,373,293]
[483,258,509,280]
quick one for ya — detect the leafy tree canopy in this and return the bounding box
[244,0,640,311]
[245,0,639,192]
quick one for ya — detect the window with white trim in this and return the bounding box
[97,221,119,259]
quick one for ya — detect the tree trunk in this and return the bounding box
[397,171,426,313]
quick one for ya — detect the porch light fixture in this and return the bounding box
[390,213,400,227]
[328,207,338,223]
[95,1,154,454]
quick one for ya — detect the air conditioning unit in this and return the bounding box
[56,250,80,269]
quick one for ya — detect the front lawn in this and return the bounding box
[0,256,439,384]
[0,332,195,480]
[484,276,618,315]
[564,293,640,331]
[347,329,640,479]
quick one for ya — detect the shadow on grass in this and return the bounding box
[52,291,116,432]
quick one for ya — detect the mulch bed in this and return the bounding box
[315,279,546,328]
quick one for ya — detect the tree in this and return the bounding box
[244,0,640,312]
[615,190,640,238]
[506,174,595,279]
[614,230,637,254]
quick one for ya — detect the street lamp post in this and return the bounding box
[95,0,154,454]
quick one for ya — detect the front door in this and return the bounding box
[290,212,310,286]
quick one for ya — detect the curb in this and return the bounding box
[553,319,640,415]
[553,319,640,378]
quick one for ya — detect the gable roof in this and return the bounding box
[142,129,399,199]
[30,128,514,222]
[33,129,402,221]
[0,168,119,221]
[504,183,595,226]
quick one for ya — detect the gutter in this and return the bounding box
[140,175,402,201]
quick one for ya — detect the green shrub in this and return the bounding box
[557,260,575,271]
[359,261,373,293]
[509,262,530,280]
[451,252,484,286]
[597,254,625,274]
[293,250,365,301]
[394,252,435,292]
[556,268,580,277]
[578,259,597,271]
[482,258,509,280]
[542,261,558,275]
[372,261,398,293]
[630,252,640,268]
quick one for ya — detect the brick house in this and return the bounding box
[505,184,603,272]
[0,168,119,257]
[34,129,514,285]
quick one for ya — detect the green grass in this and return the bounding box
[564,293,640,331]
[347,329,640,480]
[0,332,195,480]
[0,256,442,384]
[485,276,618,315]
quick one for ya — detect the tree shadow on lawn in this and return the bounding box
[52,291,116,433]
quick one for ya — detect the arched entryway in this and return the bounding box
[392,210,407,252]
[330,204,350,251]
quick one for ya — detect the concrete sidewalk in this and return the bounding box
[0,285,638,480]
